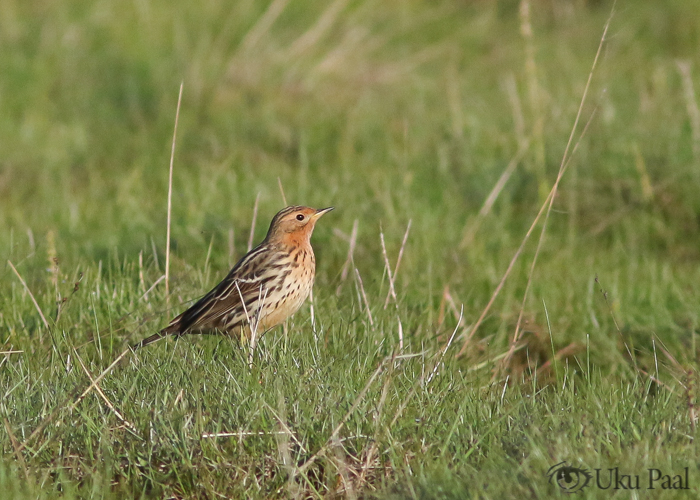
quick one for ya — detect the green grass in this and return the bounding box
[2,0,700,497]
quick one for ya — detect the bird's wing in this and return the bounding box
[169,243,284,334]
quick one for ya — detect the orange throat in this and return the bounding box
[280,229,312,249]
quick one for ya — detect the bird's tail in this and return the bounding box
[131,321,181,351]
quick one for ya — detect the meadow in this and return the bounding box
[1,0,700,498]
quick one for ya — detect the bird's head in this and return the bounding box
[265,206,334,245]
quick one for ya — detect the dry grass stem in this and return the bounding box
[74,350,137,433]
[203,234,215,284]
[336,219,359,296]
[379,230,397,308]
[461,141,529,248]
[247,192,260,253]
[505,72,527,145]
[8,260,50,330]
[391,327,471,430]
[654,334,685,375]
[676,60,700,161]
[520,0,546,193]
[384,331,503,453]
[384,220,412,309]
[46,230,58,305]
[653,338,660,382]
[277,177,288,206]
[288,0,349,57]
[427,305,462,385]
[173,389,184,407]
[459,8,613,358]
[309,288,316,333]
[636,368,674,393]
[267,393,303,498]
[69,348,132,413]
[17,347,132,455]
[437,286,462,330]
[467,344,526,373]
[202,431,289,439]
[264,403,308,454]
[354,268,374,326]
[685,369,697,430]
[379,231,397,305]
[632,144,654,202]
[228,228,236,267]
[165,82,184,300]
[237,0,290,54]
[4,418,28,480]
[16,404,64,455]
[359,361,394,485]
[595,276,639,374]
[331,435,358,500]
[138,275,165,302]
[298,355,398,474]
[138,251,146,294]
[233,280,267,368]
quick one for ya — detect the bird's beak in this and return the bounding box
[312,207,334,219]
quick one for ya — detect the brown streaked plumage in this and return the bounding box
[132,205,333,350]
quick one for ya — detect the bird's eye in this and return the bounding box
[296,214,305,221]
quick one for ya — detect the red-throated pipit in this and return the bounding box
[132,205,333,350]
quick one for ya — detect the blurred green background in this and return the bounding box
[2,0,698,260]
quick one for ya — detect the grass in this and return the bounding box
[2,0,700,497]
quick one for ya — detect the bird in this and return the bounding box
[132,205,333,350]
